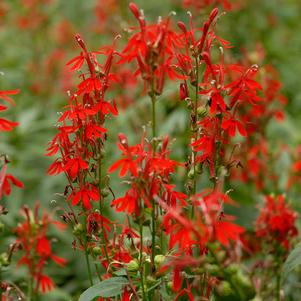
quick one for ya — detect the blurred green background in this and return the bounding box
[1,0,301,299]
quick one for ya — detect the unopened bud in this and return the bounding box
[0,253,9,267]
[197,106,207,118]
[101,188,110,197]
[127,259,139,272]
[73,223,84,236]
[209,8,219,22]
[154,254,166,269]
[92,246,102,256]
[129,2,140,19]
[188,168,195,179]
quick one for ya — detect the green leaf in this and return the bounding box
[78,277,129,301]
[113,268,127,276]
[282,241,301,280]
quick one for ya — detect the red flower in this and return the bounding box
[0,165,24,198]
[15,204,66,294]
[64,157,89,179]
[68,184,100,210]
[255,195,298,249]
[221,117,247,137]
[37,275,55,293]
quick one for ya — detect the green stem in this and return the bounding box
[98,144,110,267]
[192,56,199,196]
[0,269,2,300]
[276,273,280,301]
[190,56,200,219]
[83,230,93,286]
[276,260,281,301]
[150,78,157,268]
[139,220,147,301]
[151,96,156,149]
[27,273,34,301]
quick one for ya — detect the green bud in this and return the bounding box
[220,281,234,296]
[101,189,110,197]
[127,259,139,272]
[167,281,173,290]
[197,106,207,118]
[188,168,195,179]
[233,271,252,288]
[92,247,102,256]
[100,148,106,159]
[73,223,84,236]
[216,250,226,262]
[205,263,219,276]
[195,163,203,174]
[0,253,9,267]
[225,263,240,275]
[138,252,148,262]
[154,254,166,269]
[146,276,156,285]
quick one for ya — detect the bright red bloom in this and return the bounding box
[221,117,247,137]
[15,204,66,294]
[68,184,100,210]
[255,195,298,249]
[0,167,24,198]
[0,86,24,199]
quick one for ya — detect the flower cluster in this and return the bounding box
[45,2,299,300]
[255,194,298,250]
[0,89,23,199]
[14,204,66,293]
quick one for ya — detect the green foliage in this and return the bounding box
[78,277,129,301]
[283,241,301,280]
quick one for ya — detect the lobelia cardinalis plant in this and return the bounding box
[0,85,66,301]
[0,87,24,301]
[46,2,298,301]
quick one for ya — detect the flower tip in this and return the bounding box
[75,33,82,42]
[209,8,219,21]
[129,2,140,19]
[118,133,128,145]
[177,21,187,34]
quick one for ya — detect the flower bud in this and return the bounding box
[225,263,239,275]
[197,106,207,118]
[167,281,173,290]
[127,259,139,272]
[129,2,140,19]
[101,188,110,197]
[179,83,188,100]
[92,246,102,256]
[154,254,166,269]
[188,168,195,179]
[177,21,187,34]
[146,275,156,285]
[0,253,9,267]
[209,8,219,22]
[219,281,234,297]
[73,223,84,236]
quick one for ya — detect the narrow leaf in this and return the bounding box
[282,241,301,280]
[78,277,129,301]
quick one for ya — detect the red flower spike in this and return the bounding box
[129,2,140,19]
[255,195,298,249]
[180,82,188,100]
[15,205,66,294]
[172,268,183,292]
[209,8,219,22]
